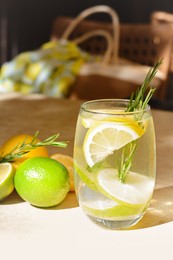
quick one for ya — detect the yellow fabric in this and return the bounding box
[0,40,95,97]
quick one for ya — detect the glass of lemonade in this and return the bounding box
[73,99,156,230]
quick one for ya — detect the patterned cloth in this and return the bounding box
[0,40,96,98]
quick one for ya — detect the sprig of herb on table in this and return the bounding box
[117,59,162,183]
[0,131,68,163]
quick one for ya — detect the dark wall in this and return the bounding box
[1,0,173,63]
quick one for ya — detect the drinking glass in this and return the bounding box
[73,99,156,230]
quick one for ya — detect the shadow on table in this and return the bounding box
[131,186,173,230]
[51,192,79,210]
[1,190,24,204]
[1,190,79,210]
[2,186,172,227]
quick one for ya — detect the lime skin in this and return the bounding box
[14,157,70,208]
[0,163,15,201]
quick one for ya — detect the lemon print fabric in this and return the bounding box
[0,40,95,97]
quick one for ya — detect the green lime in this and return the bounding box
[0,162,15,200]
[14,157,70,208]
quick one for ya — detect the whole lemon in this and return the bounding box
[51,153,74,192]
[0,134,49,169]
[14,157,70,207]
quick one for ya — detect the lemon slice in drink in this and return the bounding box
[74,162,97,190]
[80,187,145,219]
[0,162,15,200]
[82,200,144,219]
[81,113,109,128]
[83,121,143,167]
[96,168,155,206]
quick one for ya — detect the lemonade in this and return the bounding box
[73,99,156,229]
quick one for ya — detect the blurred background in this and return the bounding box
[1,0,173,104]
[1,0,173,62]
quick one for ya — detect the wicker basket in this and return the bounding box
[52,5,173,100]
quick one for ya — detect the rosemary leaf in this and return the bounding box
[126,59,162,112]
[0,131,68,163]
[117,59,162,183]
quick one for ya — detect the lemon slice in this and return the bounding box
[96,168,155,206]
[83,121,143,167]
[80,187,145,219]
[81,113,109,128]
[82,200,144,219]
[0,162,15,200]
[74,162,97,191]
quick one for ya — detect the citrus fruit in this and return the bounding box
[73,146,99,191]
[81,113,109,128]
[14,157,70,207]
[0,162,15,200]
[96,168,154,206]
[83,121,144,167]
[82,200,143,219]
[0,134,49,168]
[50,153,74,192]
[74,162,97,191]
[82,198,144,219]
[79,186,145,219]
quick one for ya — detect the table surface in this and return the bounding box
[0,94,173,260]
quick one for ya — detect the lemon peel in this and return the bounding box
[83,120,144,167]
[96,168,155,207]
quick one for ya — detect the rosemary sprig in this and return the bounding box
[126,59,163,112]
[117,141,137,183]
[0,131,68,163]
[117,59,162,183]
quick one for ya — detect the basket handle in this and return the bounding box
[62,5,120,63]
[73,29,113,64]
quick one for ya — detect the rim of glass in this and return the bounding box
[81,99,150,115]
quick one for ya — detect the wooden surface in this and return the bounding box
[0,94,173,260]
[0,93,82,157]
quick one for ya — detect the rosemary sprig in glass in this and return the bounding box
[0,131,68,163]
[117,59,162,183]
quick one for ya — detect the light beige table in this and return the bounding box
[0,94,173,260]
